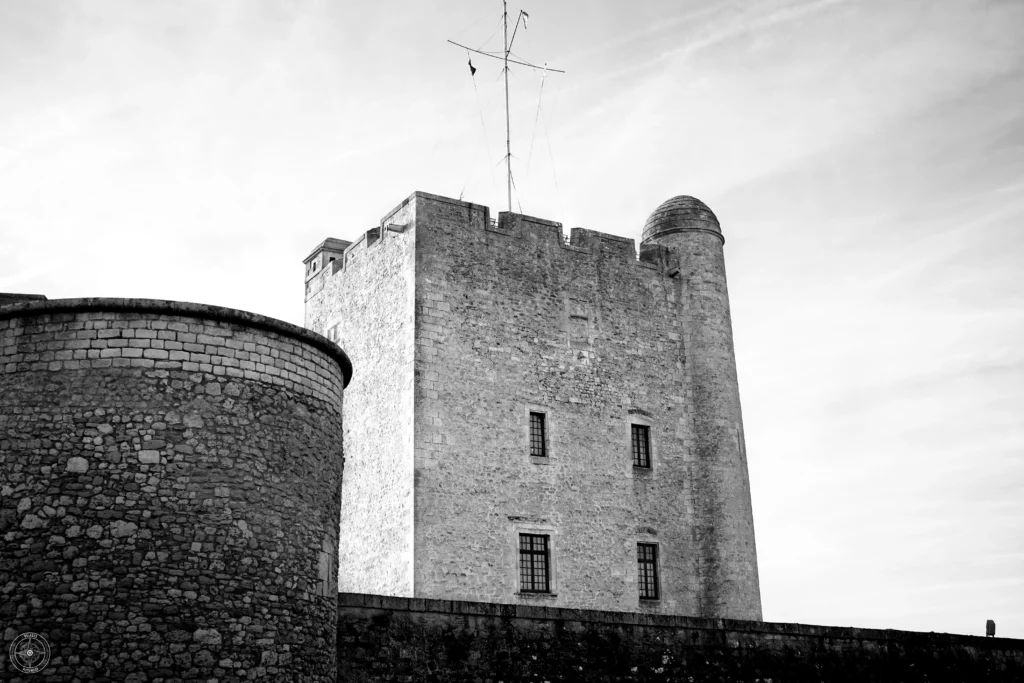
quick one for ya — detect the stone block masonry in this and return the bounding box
[337,593,1024,682]
[0,298,351,682]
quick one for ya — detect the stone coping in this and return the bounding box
[338,593,1024,648]
[639,224,725,246]
[0,292,47,303]
[0,297,353,387]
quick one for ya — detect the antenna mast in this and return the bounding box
[503,0,511,213]
[448,4,564,213]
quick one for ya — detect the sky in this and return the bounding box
[2,0,1022,639]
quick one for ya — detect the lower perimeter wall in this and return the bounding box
[337,593,1024,682]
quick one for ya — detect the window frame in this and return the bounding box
[529,411,547,458]
[525,406,554,464]
[631,423,651,468]
[637,542,660,600]
[518,533,551,594]
[627,413,655,475]
[511,521,558,597]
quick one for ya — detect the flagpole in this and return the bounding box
[503,0,512,213]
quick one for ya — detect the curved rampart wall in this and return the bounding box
[0,298,349,682]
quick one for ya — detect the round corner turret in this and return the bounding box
[637,195,761,620]
[641,196,722,245]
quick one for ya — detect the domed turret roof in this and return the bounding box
[641,196,721,244]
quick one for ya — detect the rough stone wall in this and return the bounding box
[642,229,761,619]
[0,299,348,682]
[409,193,724,615]
[337,593,1024,682]
[305,219,416,596]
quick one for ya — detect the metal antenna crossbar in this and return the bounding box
[447,2,564,213]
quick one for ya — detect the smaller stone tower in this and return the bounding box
[640,196,761,619]
[304,239,349,287]
[1,298,352,681]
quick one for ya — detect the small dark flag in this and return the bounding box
[468,58,476,76]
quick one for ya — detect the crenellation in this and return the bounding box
[311,194,674,311]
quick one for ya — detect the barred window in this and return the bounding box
[519,534,550,593]
[638,543,659,599]
[529,412,547,457]
[632,424,651,468]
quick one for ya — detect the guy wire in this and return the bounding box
[469,51,500,199]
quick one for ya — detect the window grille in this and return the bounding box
[529,412,547,457]
[637,543,659,599]
[632,424,651,468]
[519,534,550,593]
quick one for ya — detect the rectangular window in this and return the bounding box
[519,534,550,593]
[529,412,547,457]
[638,543,659,599]
[632,424,651,468]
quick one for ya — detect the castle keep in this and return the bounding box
[304,191,761,620]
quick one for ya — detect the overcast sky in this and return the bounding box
[2,0,1021,639]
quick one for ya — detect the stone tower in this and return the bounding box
[305,191,761,620]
